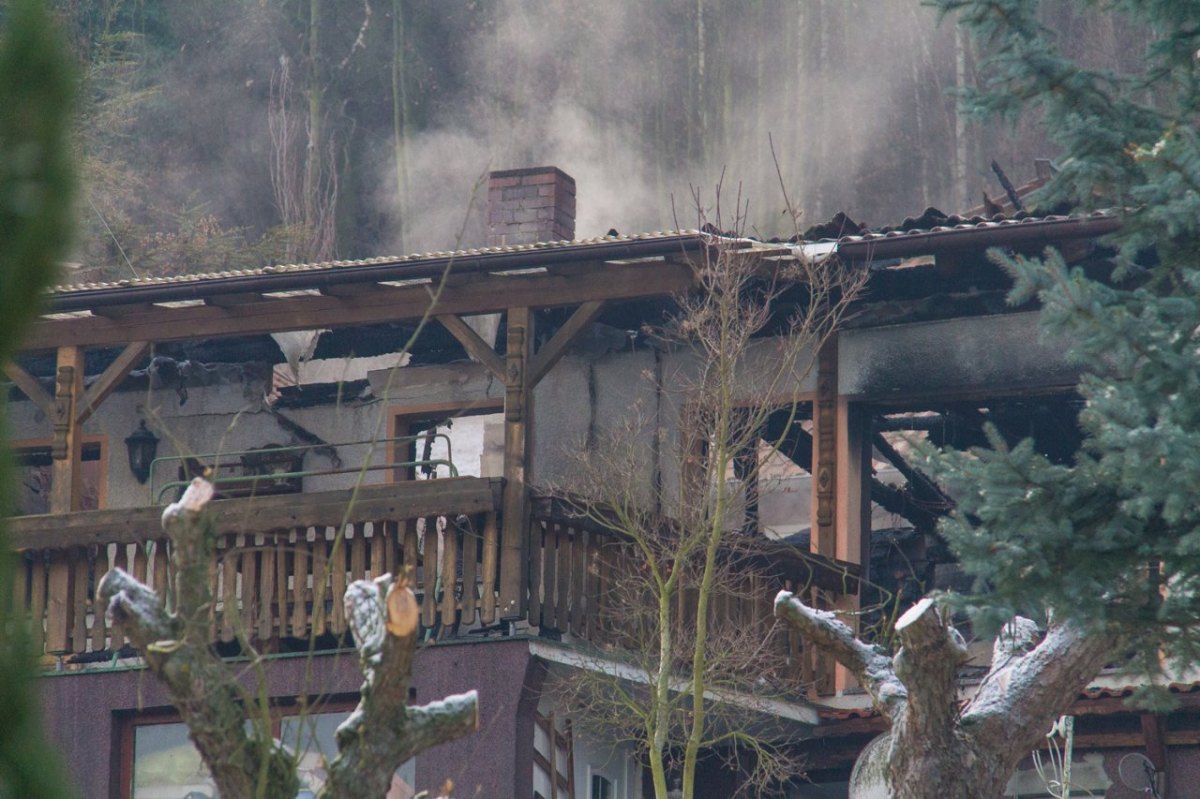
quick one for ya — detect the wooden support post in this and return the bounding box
[47,346,84,655]
[499,307,533,620]
[833,399,872,694]
[50,346,84,513]
[1141,713,1169,798]
[809,336,839,694]
[811,337,838,559]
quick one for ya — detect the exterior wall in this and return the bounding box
[6,373,389,511]
[38,638,538,799]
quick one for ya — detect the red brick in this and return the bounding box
[489,175,521,188]
[521,171,561,186]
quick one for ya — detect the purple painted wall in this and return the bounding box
[38,638,537,799]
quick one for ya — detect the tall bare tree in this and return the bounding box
[551,194,863,799]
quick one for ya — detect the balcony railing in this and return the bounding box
[8,477,502,659]
[8,478,853,700]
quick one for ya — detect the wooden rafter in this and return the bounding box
[22,261,694,351]
[436,314,506,381]
[2,359,55,416]
[76,340,151,425]
[527,300,606,386]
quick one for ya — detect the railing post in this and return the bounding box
[499,307,533,620]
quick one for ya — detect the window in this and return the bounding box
[13,438,106,515]
[390,403,503,482]
[591,773,614,799]
[126,707,416,799]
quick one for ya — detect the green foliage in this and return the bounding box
[0,1,78,794]
[929,0,1200,675]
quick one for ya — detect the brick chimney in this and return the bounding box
[487,166,576,247]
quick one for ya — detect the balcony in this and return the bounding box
[8,477,503,660]
[8,477,850,698]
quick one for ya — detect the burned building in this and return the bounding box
[4,167,1191,798]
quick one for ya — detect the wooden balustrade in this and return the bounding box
[7,478,503,659]
[525,506,853,696]
[8,476,853,697]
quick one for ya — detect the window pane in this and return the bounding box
[281,711,415,799]
[132,722,216,799]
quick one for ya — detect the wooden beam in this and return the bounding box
[527,300,606,386]
[204,292,265,308]
[20,260,695,351]
[90,302,156,319]
[833,400,872,695]
[321,282,386,298]
[50,347,84,513]
[2,360,54,416]
[1141,713,1169,783]
[499,307,533,619]
[8,477,503,551]
[437,314,506,381]
[76,341,151,425]
[810,336,839,696]
[46,346,83,656]
[811,336,838,559]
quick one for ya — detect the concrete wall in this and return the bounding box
[839,312,1077,401]
[6,370,389,510]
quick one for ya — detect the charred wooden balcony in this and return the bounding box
[9,478,854,701]
[8,477,504,660]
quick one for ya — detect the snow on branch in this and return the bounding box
[773,590,906,721]
[963,617,1120,759]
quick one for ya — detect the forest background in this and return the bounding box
[61,0,1149,282]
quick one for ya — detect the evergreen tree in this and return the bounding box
[932,0,1200,685]
[0,2,77,797]
[776,2,1200,796]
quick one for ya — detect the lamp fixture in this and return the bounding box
[125,420,159,484]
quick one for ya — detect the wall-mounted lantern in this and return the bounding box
[125,420,159,484]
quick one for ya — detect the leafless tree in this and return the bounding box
[547,187,864,799]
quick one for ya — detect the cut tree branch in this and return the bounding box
[774,591,906,722]
[321,571,479,799]
[893,598,969,744]
[964,617,1121,760]
[99,479,299,799]
[99,478,480,799]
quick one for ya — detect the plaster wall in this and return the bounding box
[6,373,390,510]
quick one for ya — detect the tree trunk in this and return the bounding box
[775,592,1123,799]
